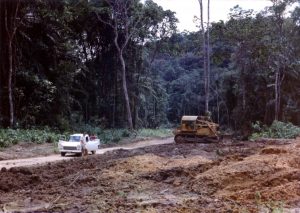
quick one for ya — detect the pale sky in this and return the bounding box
[152,0,273,32]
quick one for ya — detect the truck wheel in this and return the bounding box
[61,152,66,157]
[77,152,83,157]
[91,150,96,155]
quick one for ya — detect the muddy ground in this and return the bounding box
[0,138,300,212]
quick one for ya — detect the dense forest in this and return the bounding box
[1,0,300,133]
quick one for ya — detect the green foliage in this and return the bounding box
[0,128,63,148]
[99,129,127,144]
[136,128,172,138]
[0,125,172,148]
[250,121,300,140]
[72,124,103,136]
[2,0,300,132]
[0,0,178,129]
[99,128,172,144]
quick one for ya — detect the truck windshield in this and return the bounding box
[69,136,81,142]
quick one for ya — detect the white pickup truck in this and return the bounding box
[58,134,100,157]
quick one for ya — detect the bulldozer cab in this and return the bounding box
[181,116,198,132]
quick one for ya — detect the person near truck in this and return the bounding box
[81,133,89,156]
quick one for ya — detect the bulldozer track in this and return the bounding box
[174,134,219,143]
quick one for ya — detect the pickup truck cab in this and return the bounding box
[58,134,100,157]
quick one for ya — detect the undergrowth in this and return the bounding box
[0,128,62,148]
[250,120,300,140]
[0,127,172,147]
[69,125,172,144]
[136,128,172,138]
[99,128,172,144]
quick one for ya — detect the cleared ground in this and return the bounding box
[0,138,300,212]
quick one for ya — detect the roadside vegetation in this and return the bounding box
[70,125,172,144]
[0,128,172,148]
[3,120,300,148]
[0,129,61,148]
[251,121,300,140]
[98,129,172,144]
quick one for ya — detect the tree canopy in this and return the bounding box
[0,0,300,134]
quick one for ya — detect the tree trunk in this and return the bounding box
[274,69,279,121]
[206,0,210,113]
[119,51,133,129]
[8,40,14,127]
[112,71,117,128]
[1,0,20,127]
[216,88,220,124]
[198,0,207,113]
[272,0,286,122]
[241,67,246,111]
[198,0,211,113]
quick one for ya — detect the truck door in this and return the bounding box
[85,136,92,151]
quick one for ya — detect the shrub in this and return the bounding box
[250,121,300,140]
[0,128,63,148]
[99,129,130,144]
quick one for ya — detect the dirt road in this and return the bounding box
[0,137,174,169]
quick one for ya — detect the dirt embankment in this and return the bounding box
[0,138,300,212]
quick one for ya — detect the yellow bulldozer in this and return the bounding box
[173,115,220,143]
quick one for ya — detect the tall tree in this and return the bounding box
[96,0,144,129]
[0,0,22,127]
[206,0,210,113]
[198,0,210,113]
[269,0,296,121]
